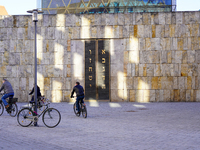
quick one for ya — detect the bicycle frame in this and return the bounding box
[25,97,51,122]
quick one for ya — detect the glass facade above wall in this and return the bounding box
[38,0,176,14]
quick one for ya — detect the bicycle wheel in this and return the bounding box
[9,103,18,117]
[0,103,4,116]
[42,108,61,128]
[82,104,87,118]
[73,103,80,117]
[17,108,33,127]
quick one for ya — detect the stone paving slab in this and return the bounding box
[0,102,200,150]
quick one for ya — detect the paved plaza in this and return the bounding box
[0,101,200,150]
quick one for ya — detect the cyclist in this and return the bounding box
[70,82,85,114]
[29,84,41,103]
[0,79,14,111]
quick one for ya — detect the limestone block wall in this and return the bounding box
[0,12,199,102]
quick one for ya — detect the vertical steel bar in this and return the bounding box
[34,21,38,126]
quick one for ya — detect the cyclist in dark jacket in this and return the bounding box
[29,85,41,103]
[71,82,84,113]
[0,79,14,111]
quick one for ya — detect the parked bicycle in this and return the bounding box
[0,93,18,117]
[17,96,61,128]
[73,97,87,118]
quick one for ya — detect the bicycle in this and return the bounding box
[0,93,18,117]
[17,96,61,128]
[73,97,87,118]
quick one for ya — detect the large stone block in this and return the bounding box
[4,16,13,27]
[176,13,183,24]
[139,64,146,76]
[56,14,65,27]
[156,25,165,38]
[0,65,7,77]
[9,78,19,91]
[178,77,186,89]
[161,77,173,89]
[161,64,171,76]
[0,28,7,40]
[118,14,124,26]
[65,14,76,27]
[163,90,170,102]
[146,64,154,77]
[105,14,117,25]
[140,51,160,63]
[19,78,27,91]
[196,90,200,102]
[138,38,145,50]
[72,27,80,39]
[184,12,199,24]
[151,77,161,89]
[143,13,151,25]
[165,13,172,25]
[51,78,64,90]
[151,13,159,25]
[143,25,151,38]
[182,50,187,64]
[62,90,71,102]
[47,27,55,40]
[111,89,124,101]
[191,37,199,50]
[154,64,161,76]
[129,90,135,102]
[195,50,200,63]
[135,13,143,25]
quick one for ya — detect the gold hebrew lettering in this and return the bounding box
[89,67,92,72]
[102,75,105,80]
[102,66,105,72]
[89,76,92,81]
[90,84,92,87]
[89,58,92,63]
[102,84,106,89]
[102,49,106,54]
[102,58,105,63]
[89,50,92,54]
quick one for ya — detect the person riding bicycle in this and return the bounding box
[0,79,14,111]
[70,82,85,114]
[29,84,41,103]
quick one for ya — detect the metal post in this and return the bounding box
[34,21,38,126]
[27,9,43,127]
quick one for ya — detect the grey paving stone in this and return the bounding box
[0,102,200,150]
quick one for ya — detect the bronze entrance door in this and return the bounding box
[85,40,110,100]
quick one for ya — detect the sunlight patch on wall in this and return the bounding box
[82,16,91,26]
[54,43,64,69]
[52,80,62,90]
[73,52,83,78]
[37,34,44,42]
[37,38,43,64]
[56,14,65,27]
[110,39,114,56]
[117,71,124,98]
[124,79,128,101]
[129,36,139,64]
[37,72,44,93]
[54,90,62,103]
[105,26,113,38]
[81,17,90,38]
[137,79,150,103]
